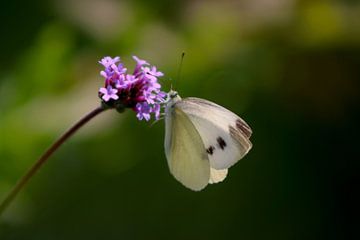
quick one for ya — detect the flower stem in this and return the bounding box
[0,105,107,216]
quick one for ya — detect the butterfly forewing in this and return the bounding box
[176,97,252,170]
[164,105,210,191]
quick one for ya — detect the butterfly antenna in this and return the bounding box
[174,52,185,90]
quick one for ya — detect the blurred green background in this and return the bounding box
[0,0,359,239]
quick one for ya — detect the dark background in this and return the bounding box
[1,0,359,239]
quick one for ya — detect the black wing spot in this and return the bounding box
[206,146,215,155]
[217,137,227,150]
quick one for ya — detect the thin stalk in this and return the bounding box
[0,105,107,216]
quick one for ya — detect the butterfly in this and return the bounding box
[164,90,252,191]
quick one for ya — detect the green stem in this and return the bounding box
[0,105,107,216]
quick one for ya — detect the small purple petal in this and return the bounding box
[99,87,108,95]
[126,74,136,83]
[100,71,108,78]
[150,66,164,77]
[141,66,164,82]
[152,104,161,120]
[133,56,150,76]
[133,56,149,66]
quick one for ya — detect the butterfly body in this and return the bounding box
[164,91,252,191]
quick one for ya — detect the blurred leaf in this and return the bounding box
[14,23,75,103]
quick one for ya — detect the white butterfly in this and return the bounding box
[164,90,252,191]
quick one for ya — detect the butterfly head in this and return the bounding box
[166,90,181,108]
[169,90,178,99]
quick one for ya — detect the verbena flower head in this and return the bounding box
[98,56,166,121]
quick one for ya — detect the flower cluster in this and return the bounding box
[98,56,166,121]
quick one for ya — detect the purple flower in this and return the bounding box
[133,56,149,77]
[133,56,149,66]
[142,66,164,81]
[99,56,120,68]
[114,74,127,88]
[126,74,137,83]
[152,104,161,120]
[101,65,127,80]
[98,55,165,121]
[99,86,119,102]
[112,63,127,76]
[135,102,152,121]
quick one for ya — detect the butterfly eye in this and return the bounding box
[170,91,178,99]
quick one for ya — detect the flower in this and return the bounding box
[142,66,164,82]
[98,56,165,121]
[135,102,152,121]
[152,103,161,120]
[99,85,119,102]
[99,56,120,68]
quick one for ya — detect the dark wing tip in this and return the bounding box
[235,119,252,139]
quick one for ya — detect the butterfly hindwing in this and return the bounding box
[175,97,252,170]
[209,168,228,184]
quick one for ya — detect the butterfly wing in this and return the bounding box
[164,105,210,191]
[176,97,252,170]
[209,168,228,184]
